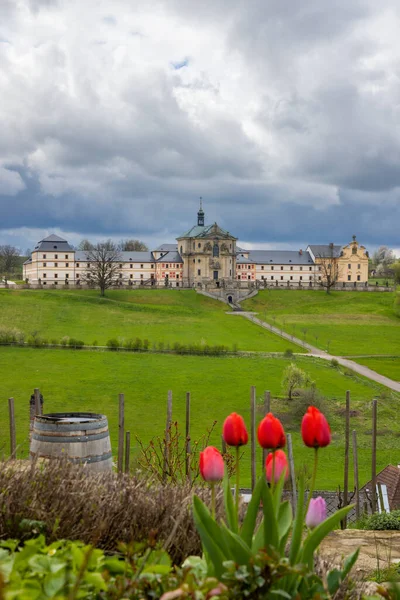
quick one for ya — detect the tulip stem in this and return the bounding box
[235,446,240,520]
[305,448,319,517]
[211,482,216,519]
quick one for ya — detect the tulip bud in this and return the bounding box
[265,449,288,483]
[301,406,331,448]
[257,412,286,450]
[306,496,327,528]
[223,413,248,447]
[199,446,224,482]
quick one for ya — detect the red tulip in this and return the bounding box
[223,413,248,447]
[265,450,288,483]
[257,413,286,450]
[199,446,224,482]
[301,406,331,448]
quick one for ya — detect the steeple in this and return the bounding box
[197,197,205,226]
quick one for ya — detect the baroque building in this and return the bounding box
[23,204,369,288]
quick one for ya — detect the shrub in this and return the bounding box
[68,338,84,349]
[106,338,119,350]
[0,461,218,565]
[92,340,98,347]
[363,510,400,531]
[50,339,58,346]
[0,327,25,345]
[284,348,294,358]
[60,336,69,347]
[282,363,315,400]
[143,338,150,351]
[331,358,339,368]
[395,292,400,318]
[290,388,330,424]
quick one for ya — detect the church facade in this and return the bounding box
[23,205,369,288]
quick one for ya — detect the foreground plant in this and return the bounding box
[193,406,359,599]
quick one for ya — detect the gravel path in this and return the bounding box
[231,312,400,393]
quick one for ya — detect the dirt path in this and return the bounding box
[230,312,400,393]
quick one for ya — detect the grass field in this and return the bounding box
[0,289,301,352]
[1,346,398,490]
[242,289,400,357]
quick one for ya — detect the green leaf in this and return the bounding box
[220,524,253,565]
[327,568,343,596]
[289,474,305,566]
[278,500,292,552]
[261,480,278,549]
[82,571,107,591]
[240,475,264,547]
[193,496,226,578]
[301,505,354,567]
[252,521,264,554]
[342,548,360,579]
[223,470,237,533]
[43,571,66,597]
[142,564,171,575]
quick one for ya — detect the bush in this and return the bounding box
[60,336,69,347]
[331,358,339,368]
[290,388,331,425]
[395,292,400,319]
[0,327,25,345]
[92,340,98,347]
[284,348,294,358]
[68,338,84,349]
[106,338,120,350]
[363,510,400,531]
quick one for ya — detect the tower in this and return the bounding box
[197,197,205,227]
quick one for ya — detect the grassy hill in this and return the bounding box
[0,289,301,352]
[242,289,400,361]
[0,347,398,490]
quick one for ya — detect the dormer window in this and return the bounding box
[53,246,57,249]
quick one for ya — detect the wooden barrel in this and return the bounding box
[30,413,113,472]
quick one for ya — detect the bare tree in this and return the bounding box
[0,245,20,277]
[118,239,149,252]
[316,243,341,294]
[78,239,94,251]
[82,241,122,296]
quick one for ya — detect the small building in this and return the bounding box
[361,465,400,511]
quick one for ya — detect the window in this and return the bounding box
[151,264,154,268]
[348,263,351,269]
[54,281,58,285]
[198,243,201,248]
[54,274,58,278]
[300,267,303,271]
[280,276,283,280]
[130,274,133,279]
[357,275,360,281]
[54,262,58,267]
[213,242,219,257]
[261,275,265,280]
[55,254,58,259]
[76,274,80,279]
[65,255,68,259]
[43,262,47,267]
[162,264,165,268]
[238,265,241,270]
[141,264,143,268]
[176,274,179,279]
[248,275,251,280]
[119,273,122,278]
[43,273,46,278]
[300,276,303,281]
[119,264,123,268]
[166,264,169,268]
[290,276,293,280]
[281,266,283,271]
[193,243,195,250]
[261,265,264,270]
[290,266,293,271]
[140,274,143,279]
[198,269,201,276]
[358,263,360,269]
[271,276,274,280]
[348,275,351,281]
[66,274,69,279]
[309,276,312,280]
[43,282,46,285]
[271,266,274,271]
[66,262,69,267]
[318,276,321,280]
[130,264,133,268]
[180,246,182,254]
[43,254,46,259]
[76,263,79,268]
[87,263,90,268]
[309,267,312,271]
[198,259,201,263]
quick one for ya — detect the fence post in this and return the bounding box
[185,392,191,481]
[371,399,378,513]
[8,397,16,460]
[118,393,125,474]
[342,390,350,529]
[163,390,173,482]
[34,388,42,416]
[287,433,296,516]
[125,431,130,474]
[262,391,271,468]
[352,429,360,521]
[250,386,256,490]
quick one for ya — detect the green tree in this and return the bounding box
[391,261,400,285]
[282,362,314,401]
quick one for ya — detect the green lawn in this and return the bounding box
[353,358,400,382]
[1,347,398,490]
[0,289,301,352]
[242,289,400,357]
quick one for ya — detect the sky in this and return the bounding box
[1,0,400,255]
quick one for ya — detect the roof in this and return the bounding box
[236,250,314,265]
[75,251,155,262]
[308,245,342,259]
[155,244,178,252]
[23,257,32,265]
[177,222,237,240]
[156,251,183,263]
[361,465,400,510]
[34,234,74,252]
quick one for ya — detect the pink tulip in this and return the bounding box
[306,496,327,528]
[199,446,224,482]
[265,450,288,483]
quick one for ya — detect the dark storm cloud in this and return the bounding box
[0,0,399,253]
